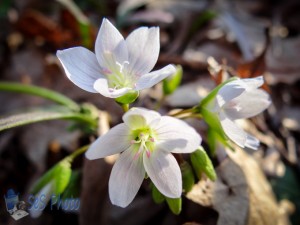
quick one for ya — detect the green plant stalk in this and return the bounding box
[0,82,80,111]
[168,107,197,117]
[68,144,90,161]
[0,110,98,132]
[122,104,129,112]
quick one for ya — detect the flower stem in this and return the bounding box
[0,82,80,111]
[168,108,197,117]
[122,104,129,112]
[68,144,90,161]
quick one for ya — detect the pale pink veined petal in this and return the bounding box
[143,150,182,198]
[93,78,132,98]
[245,133,260,150]
[86,124,131,160]
[242,76,264,90]
[154,116,201,153]
[126,27,160,75]
[122,107,161,129]
[109,148,145,207]
[95,18,128,71]
[135,64,176,91]
[224,89,271,120]
[216,80,245,107]
[57,47,103,93]
[219,112,247,148]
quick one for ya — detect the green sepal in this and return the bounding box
[166,197,182,215]
[190,146,217,181]
[151,183,165,204]
[115,90,139,104]
[180,161,195,193]
[31,157,72,195]
[201,107,226,141]
[61,170,81,199]
[163,65,182,95]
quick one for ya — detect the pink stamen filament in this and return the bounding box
[131,134,155,159]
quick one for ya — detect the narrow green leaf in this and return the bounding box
[163,65,182,95]
[151,183,165,204]
[166,197,182,215]
[180,161,195,193]
[0,107,97,132]
[190,147,217,181]
[0,82,80,111]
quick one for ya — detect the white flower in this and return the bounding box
[56,18,176,98]
[213,76,271,150]
[86,107,201,207]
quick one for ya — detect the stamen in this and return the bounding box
[101,68,112,75]
[149,137,155,142]
[130,140,140,144]
[146,150,151,158]
[133,152,141,160]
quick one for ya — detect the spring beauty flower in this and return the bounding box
[212,76,271,150]
[86,108,201,207]
[56,18,176,98]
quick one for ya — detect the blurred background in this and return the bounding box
[0,0,300,224]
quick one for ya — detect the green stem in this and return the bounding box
[68,144,90,161]
[168,108,197,117]
[0,110,98,132]
[122,104,129,112]
[0,82,80,111]
[63,113,98,127]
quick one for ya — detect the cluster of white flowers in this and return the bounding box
[57,18,271,208]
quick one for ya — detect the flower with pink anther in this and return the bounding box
[86,107,201,207]
[56,18,176,98]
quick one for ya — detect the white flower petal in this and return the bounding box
[143,150,182,198]
[93,78,132,98]
[245,134,260,150]
[135,64,176,91]
[224,89,271,120]
[95,18,128,70]
[109,148,145,207]
[126,27,160,75]
[242,76,264,90]
[217,80,245,107]
[57,47,103,93]
[123,107,161,129]
[219,112,246,148]
[154,116,201,153]
[30,181,54,218]
[86,124,131,160]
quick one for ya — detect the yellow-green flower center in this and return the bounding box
[130,127,157,159]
